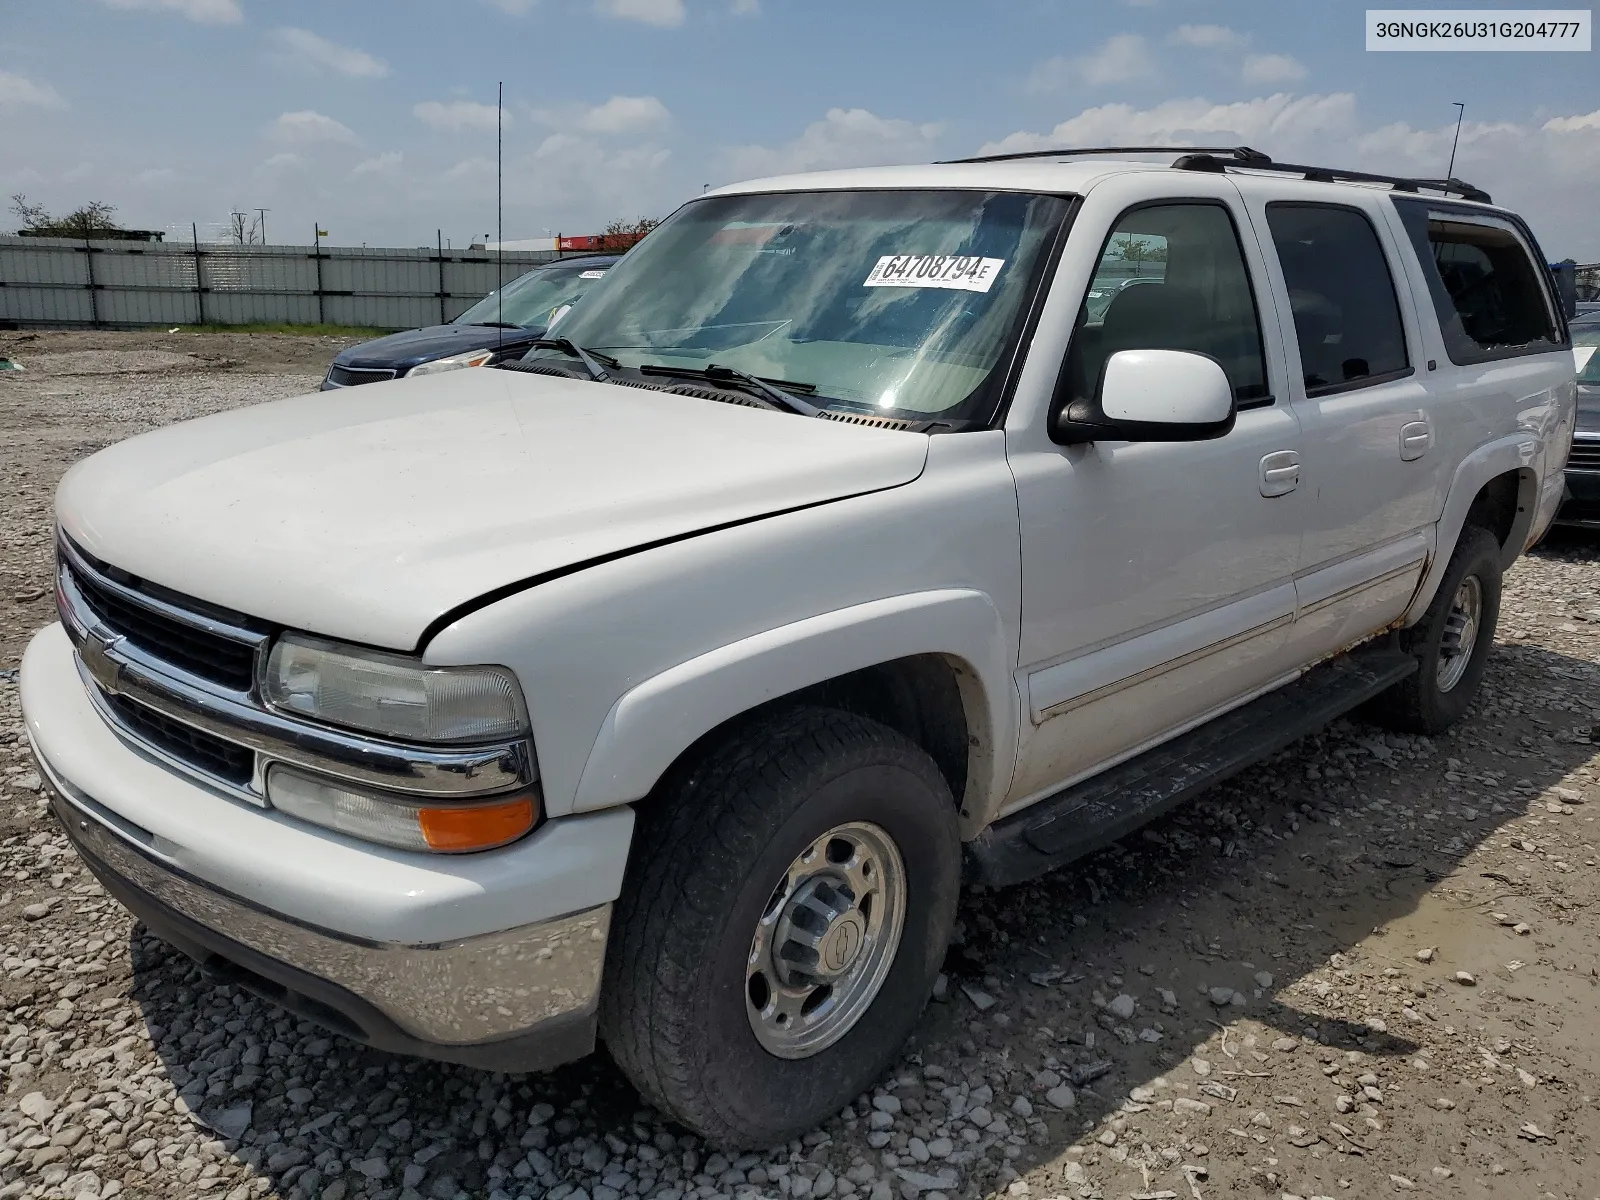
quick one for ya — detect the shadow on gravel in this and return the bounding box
[121,630,1597,1198]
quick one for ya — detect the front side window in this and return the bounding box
[1265,203,1410,395]
[1062,202,1269,407]
[455,264,607,330]
[1394,201,1562,364]
[524,189,1072,425]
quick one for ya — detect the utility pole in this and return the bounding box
[255,208,270,245]
[1446,102,1465,181]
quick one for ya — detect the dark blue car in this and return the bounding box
[321,254,618,389]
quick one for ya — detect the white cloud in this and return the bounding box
[260,152,303,170]
[351,151,403,176]
[272,28,389,79]
[1028,34,1154,92]
[979,93,1356,158]
[976,93,1600,257]
[414,100,503,132]
[723,108,942,179]
[1545,109,1600,133]
[1242,53,1307,85]
[595,0,685,27]
[485,0,537,10]
[267,110,356,145]
[542,95,671,134]
[98,0,242,23]
[731,0,759,12]
[1170,24,1244,48]
[135,167,175,185]
[0,69,66,111]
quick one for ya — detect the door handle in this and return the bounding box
[1259,450,1300,498]
[1400,420,1431,461]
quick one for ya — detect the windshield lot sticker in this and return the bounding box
[864,255,1006,293]
[579,270,606,279]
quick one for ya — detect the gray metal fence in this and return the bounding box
[0,235,563,331]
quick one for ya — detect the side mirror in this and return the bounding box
[1052,348,1237,445]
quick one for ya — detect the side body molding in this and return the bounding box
[570,589,1018,831]
[1401,433,1539,628]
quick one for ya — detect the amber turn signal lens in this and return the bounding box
[418,796,538,852]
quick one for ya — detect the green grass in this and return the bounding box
[169,322,396,337]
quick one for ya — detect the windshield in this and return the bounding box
[526,189,1070,423]
[455,263,608,329]
[1574,325,1600,384]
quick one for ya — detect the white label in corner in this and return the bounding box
[579,270,606,279]
[864,255,1006,293]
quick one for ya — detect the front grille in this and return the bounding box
[1568,441,1600,470]
[105,693,254,786]
[326,364,397,387]
[65,560,258,692]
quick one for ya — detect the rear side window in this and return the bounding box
[1265,203,1411,396]
[1394,200,1562,364]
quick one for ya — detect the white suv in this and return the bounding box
[21,147,1577,1148]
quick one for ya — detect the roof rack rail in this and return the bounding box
[939,145,1271,166]
[938,145,1492,204]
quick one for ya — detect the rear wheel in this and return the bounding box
[600,706,960,1148]
[1368,525,1503,734]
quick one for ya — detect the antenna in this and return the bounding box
[1446,102,1465,182]
[497,81,504,360]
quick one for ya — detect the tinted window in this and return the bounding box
[1265,203,1409,394]
[1063,202,1269,407]
[1394,201,1560,364]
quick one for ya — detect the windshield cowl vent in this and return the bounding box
[817,410,928,432]
[495,360,589,380]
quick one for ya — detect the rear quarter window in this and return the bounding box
[1393,199,1565,365]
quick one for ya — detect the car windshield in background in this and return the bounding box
[455,265,607,329]
[1575,324,1600,384]
[527,189,1071,423]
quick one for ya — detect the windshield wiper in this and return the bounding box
[467,320,522,329]
[637,362,823,417]
[526,338,620,382]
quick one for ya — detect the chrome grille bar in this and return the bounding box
[56,540,536,802]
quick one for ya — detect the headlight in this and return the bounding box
[405,348,495,377]
[263,634,528,744]
[266,765,538,853]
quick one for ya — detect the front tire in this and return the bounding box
[600,706,960,1148]
[1368,525,1503,734]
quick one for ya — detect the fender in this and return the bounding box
[570,589,1018,830]
[1402,433,1539,627]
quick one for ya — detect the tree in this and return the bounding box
[1110,234,1167,275]
[9,194,124,237]
[228,210,264,245]
[598,216,659,252]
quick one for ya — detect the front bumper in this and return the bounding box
[1554,466,1600,528]
[22,623,633,1071]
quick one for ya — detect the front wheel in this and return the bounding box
[1368,525,1503,735]
[600,706,960,1148]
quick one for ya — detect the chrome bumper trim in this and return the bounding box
[41,751,607,1045]
[56,547,535,800]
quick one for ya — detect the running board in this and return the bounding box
[965,646,1416,887]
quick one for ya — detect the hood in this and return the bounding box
[336,324,541,372]
[56,370,929,650]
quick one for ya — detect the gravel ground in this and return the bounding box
[2,336,1599,1200]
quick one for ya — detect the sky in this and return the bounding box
[3,0,1598,256]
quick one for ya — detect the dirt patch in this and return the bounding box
[0,327,368,376]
